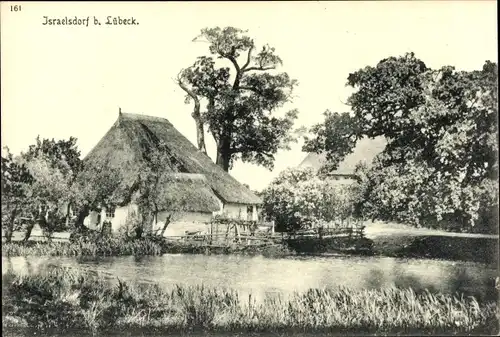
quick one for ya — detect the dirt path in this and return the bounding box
[364,221,498,240]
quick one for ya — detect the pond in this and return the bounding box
[2,254,498,302]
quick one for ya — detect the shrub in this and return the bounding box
[261,167,361,232]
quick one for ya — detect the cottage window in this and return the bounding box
[106,207,116,218]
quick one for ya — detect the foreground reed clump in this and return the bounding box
[1,237,293,258]
[2,266,498,335]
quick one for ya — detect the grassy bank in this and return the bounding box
[286,236,373,255]
[1,237,294,259]
[2,266,498,335]
[370,235,499,265]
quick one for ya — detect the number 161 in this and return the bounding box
[11,5,22,12]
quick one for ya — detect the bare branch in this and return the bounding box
[241,44,254,71]
[243,66,276,72]
[176,70,200,110]
[338,97,350,106]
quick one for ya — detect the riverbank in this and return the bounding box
[1,237,294,259]
[3,236,498,265]
[364,222,499,265]
[371,234,499,265]
[2,266,498,335]
[3,222,498,264]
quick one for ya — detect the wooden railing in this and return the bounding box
[163,223,365,247]
[285,226,366,241]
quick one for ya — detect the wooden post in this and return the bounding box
[210,222,213,245]
[225,222,231,244]
[234,223,239,243]
[216,222,219,243]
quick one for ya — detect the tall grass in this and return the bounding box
[1,237,294,258]
[2,237,164,257]
[2,266,498,335]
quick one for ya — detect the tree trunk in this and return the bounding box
[4,209,17,243]
[140,211,155,238]
[159,214,173,237]
[39,209,53,242]
[23,219,35,242]
[177,79,207,154]
[135,224,143,239]
[194,118,207,155]
[216,137,231,172]
[75,207,90,232]
[65,203,71,229]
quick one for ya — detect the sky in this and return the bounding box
[1,1,497,191]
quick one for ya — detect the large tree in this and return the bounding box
[20,136,83,239]
[1,148,34,243]
[1,137,84,242]
[21,156,73,240]
[177,27,299,171]
[304,53,498,232]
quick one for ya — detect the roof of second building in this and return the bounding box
[299,136,387,175]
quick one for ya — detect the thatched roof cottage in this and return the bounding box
[81,112,262,236]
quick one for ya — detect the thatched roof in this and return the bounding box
[83,112,262,210]
[299,137,387,176]
[155,173,220,212]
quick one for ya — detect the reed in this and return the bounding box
[1,238,294,258]
[2,266,498,335]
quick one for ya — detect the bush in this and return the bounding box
[261,167,361,232]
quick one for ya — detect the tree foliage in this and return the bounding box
[21,137,83,237]
[1,148,34,242]
[23,136,83,178]
[303,53,498,233]
[1,136,85,241]
[177,27,299,171]
[1,136,123,239]
[261,167,361,232]
[70,161,122,230]
[303,111,361,171]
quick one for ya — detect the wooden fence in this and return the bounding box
[164,219,366,247]
[285,226,366,240]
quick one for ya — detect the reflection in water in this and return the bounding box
[2,254,498,302]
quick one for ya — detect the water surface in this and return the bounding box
[2,254,497,301]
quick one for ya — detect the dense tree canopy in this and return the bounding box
[177,27,299,171]
[1,136,84,241]
[1,149,34,242]
[1,137,125,238]
[303,53,498,232]
[23,136,83,178]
